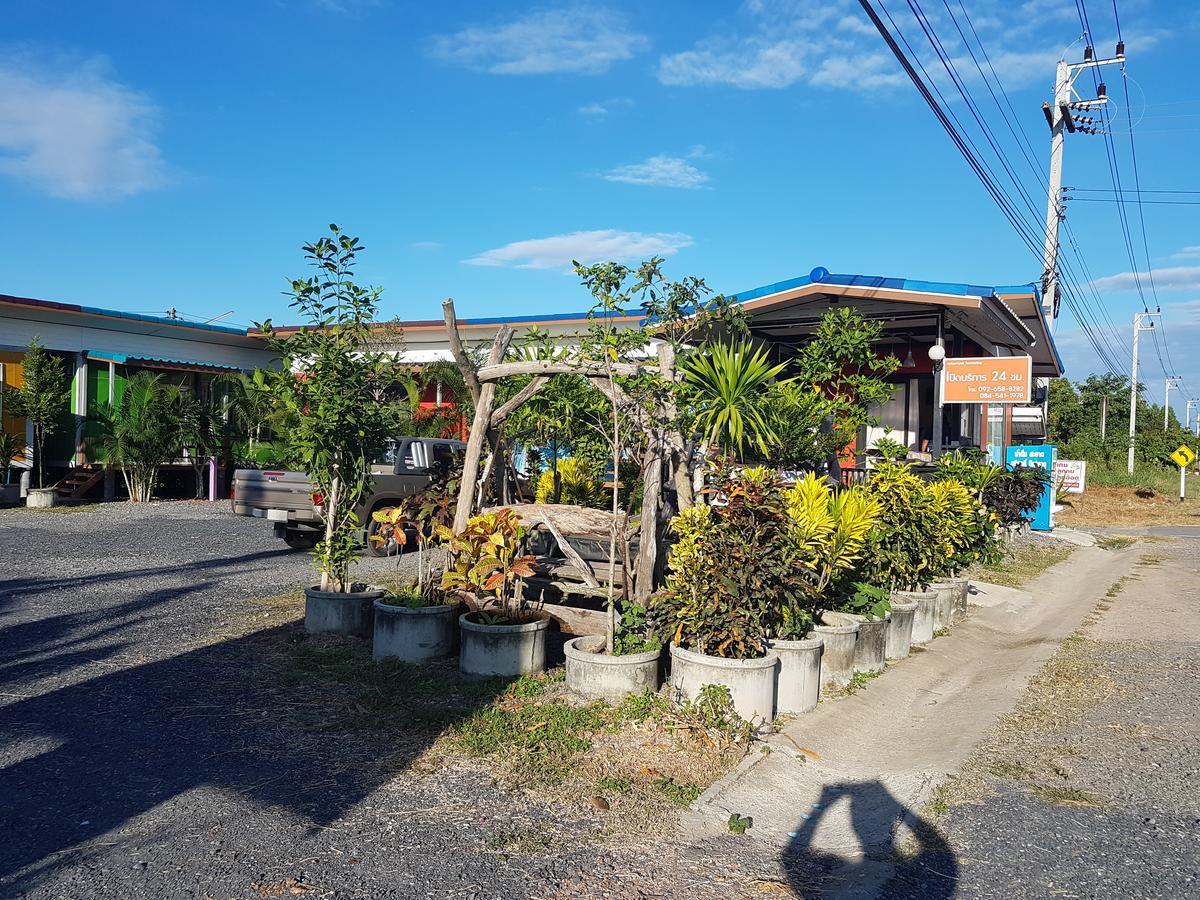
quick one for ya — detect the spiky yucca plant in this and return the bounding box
[682,340,788,457]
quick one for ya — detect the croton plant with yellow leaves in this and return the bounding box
[649,463,881,657]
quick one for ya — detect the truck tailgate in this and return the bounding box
[231,469,317,522]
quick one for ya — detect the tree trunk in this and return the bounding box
[452,327,514,533]
[634,431,663,604]
[321,475,340,592]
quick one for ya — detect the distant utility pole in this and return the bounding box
[1187,399,1199,434]
[1041,42,1125,329]
[1100,394,1108,440]
[1129,312,1160,473]
[1164,377,1183,429]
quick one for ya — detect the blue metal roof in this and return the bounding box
[86,350,245,372]
[0,292,250,336]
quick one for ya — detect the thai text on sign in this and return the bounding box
[1054,459,1087,494]
[940,356,1032,404]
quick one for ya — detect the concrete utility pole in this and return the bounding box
[1129,312,1160,474]
[1186,398,1199,434]
[1041,44,1125,329]
[1100,394,1108,440]
[1164,377,1183,429]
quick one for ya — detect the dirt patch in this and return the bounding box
[1056,484,1200,527]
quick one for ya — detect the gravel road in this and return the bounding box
[880,533,1200,899]
[0,502,610,899]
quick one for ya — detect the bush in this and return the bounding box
[982,465,1049,528]
[534,456,605,507]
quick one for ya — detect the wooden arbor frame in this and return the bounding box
[441,299,693,603]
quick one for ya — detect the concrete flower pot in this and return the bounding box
[668,643,778,723]
[808,621,858,692]
[304,584,386,638]
[893,590,938,645]
[771,637,823,715]
[564,636,661,700]
[372,599,459,663]
[885,601,918,660]
[26,488,58,508]
[459,611,549,677]
[927,583,957,631]
[934,577,970,621]
[822,611,887,675]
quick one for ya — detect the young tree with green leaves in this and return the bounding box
[258,226,400,593]
[91,371,185,502]
[2,339,69,488]
[764,308,899,468]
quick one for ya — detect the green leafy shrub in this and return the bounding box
[649,466,791,657]
[533,456,604,507]
[437,509,538,622]
[983,465,1050,528]
[837,581,891,620]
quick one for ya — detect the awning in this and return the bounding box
[86,350,245,373]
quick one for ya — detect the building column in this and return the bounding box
[73,352,87,466]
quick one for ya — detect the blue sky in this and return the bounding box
[2,1,1199,419]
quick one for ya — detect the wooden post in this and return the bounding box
[634,429,663,603]
[452,324,513,532]
[656,343,693,511]
[442,298,482,405]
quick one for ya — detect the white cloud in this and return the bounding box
[602,153,709,189]
[577,97,634,117]
[429,6,649,76]
[0,55,168,200]
[1170,245,1200,261]
[462,229,694,270]
[1091,266,1200,293]
[659,38,809,89]
[656,0,1120,93]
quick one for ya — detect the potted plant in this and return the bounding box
[440,509,545,677]
[370,467,462,663]
[258,227,399,637]
[822,582,890,676]
[649,467,786,723]
[563,602,662,701]
[861,462,943,644]
[2,339,67,507]
[777,472,879,707]
[0,431,27,505]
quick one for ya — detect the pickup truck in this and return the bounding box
[231,436,466,554]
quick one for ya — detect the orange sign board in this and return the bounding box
[940,356,1032,404]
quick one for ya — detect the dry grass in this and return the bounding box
[932,623,1121,816]
[1056,484,1200,527]
[967,541,1073,589]
[234,592,748,845]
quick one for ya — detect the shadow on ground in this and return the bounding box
[783,780,959,898]
[0,605,512,895]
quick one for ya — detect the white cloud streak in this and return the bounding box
[602,154,709,189]
[462,229,694,270]
[1091,266,1200,293]
[429,6,649,76]
[0,55,168,201]
[577,97,634,117]
[656,0,1111,93]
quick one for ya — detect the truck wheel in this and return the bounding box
[365,509,401,557]
[283,531,319,550]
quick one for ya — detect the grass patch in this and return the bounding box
[967,541,1073,589]
[257,620,750,844]
[843,669,882,696]
[484,827,554,855]
[650,777,701,807]
[1096,535,1136,551]
[1029,785,1104,807]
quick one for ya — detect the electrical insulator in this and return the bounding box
[1116,40,1125,56]
[1097,82,1107,97]
[1084,46,1094,61]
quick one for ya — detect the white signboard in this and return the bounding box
[1054,459,1087,494]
